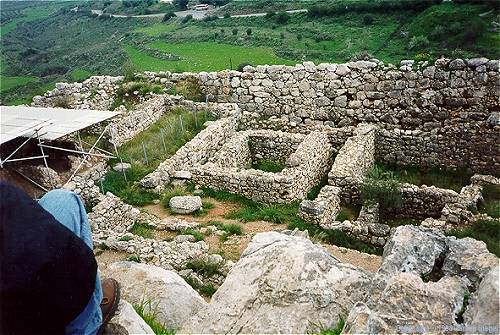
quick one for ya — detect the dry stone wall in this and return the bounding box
[146,57,499,174]
[328,124,376,202]
[191,131,333,203]
[141,116,239,191]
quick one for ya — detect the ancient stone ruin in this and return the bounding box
[27,57,499,334]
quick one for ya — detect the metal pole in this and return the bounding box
[179,115,184,132]
[142,141,149,165]
[230,57,232,70]
[110,129,127,182]
[67,127,108,183]
[77,130,84,152]
[35,130,49,169]
[194,111,198,128]
[160,128,167,153]
[38,144,114,158]
[100,179,104,194]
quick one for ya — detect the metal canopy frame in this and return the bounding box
[0,106,121,188]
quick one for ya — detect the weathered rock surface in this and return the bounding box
[104,300,154,335]
[182,232,372,334]
[169,196,202,214]
[113,163,132,172]
[103,261,207,329]
[464,266,500,329]
[343,273,469,334]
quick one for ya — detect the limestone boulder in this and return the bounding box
[464,266,500,329]
[169,196,202,214]
[104,300,154,335]
[182,232,372,334]
[379,225,447,277]
[102,261,207,330]
[113,163,132,172]
[343,273,469,334]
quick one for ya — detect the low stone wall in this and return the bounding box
[382,184,460,220]
[299,186,341,226]
[376,123,500,175]
[32,76,123,110]
[141,116,239,191]
[209,131,252,168]
[328,124,376,203]
[248,130,305,165]
[192,131,334,203]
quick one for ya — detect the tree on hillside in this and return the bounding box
[173,0,188,10]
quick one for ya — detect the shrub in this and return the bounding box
[168,76,205,102]
[360,165,403,209]
[246,28,252,36]
[52,95,74,108]
[162,12,175,21]
[275,11,290,24]
[280,32,285,39]
[223,12,230,18]
[350,51,374,61]
[186,259,223,277]
[265,11,276,19]
[414,52,434,63]
[122,60,138,82]
[362,15,374,25]
[408,35,430,51]
[203,15,218,22]
[182,276,217,297]
[296,34,302,41]
[181,14,192,24]
[232,28,238,35]
[237,62,252,71]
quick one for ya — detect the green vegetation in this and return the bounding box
[117,108,213,167]
[185,259,223,277]
[180,228,205,242]
[134,299,175,335]
[111,80,164,110]
[182,275,217,297]
[335,205,361,222]
[314,316,345,335]
[128,254,141,263]
[455,293,470,324]
[130,222,155,239]
[129,41,294,72]
[252,159,284,173]
[447,219,500,257]
[384,218,421,228]
[307,174,329,200]
[360,164,403,209]
[119,235,134,242]
[288,218,383,255]
[3,1,499,103]
[208,221,243,241]
[202,187,382,254]
[167,76,205,102]
[0,76,38,92]
[101,165,159,206]
[377,163,471,193]
[70,69,91,82]
[480,184,500,218]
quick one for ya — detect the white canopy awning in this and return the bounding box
[0,106,120,145]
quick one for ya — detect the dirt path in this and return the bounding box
[140,199,383,273]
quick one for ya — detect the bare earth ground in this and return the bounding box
[134,198,383,273]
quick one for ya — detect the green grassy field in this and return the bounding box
[0,76,39,92]
[127,41,295,72]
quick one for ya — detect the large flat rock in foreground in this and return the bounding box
[181,232,372,334]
